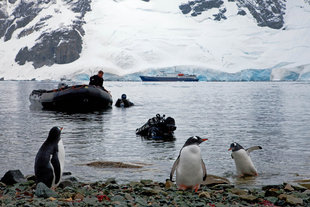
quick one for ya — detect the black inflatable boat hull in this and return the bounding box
[30,85,113,111]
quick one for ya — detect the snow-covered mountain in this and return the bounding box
[0,0,310,81]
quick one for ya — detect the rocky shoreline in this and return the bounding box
[0,170,309,206]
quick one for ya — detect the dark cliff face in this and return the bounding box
[15,30,82,68]
[237,0,286,29]
[179,0,226,20]
[1,1,49,41]
[179,0,286,29]
[0,0,91,68]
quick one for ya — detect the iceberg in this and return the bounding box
[299,72,310,81]
[270,64,310,81]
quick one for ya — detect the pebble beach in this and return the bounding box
[1,170,309,207]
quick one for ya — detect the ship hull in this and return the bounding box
[140,76,198,82]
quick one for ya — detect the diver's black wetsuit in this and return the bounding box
[115,99,134,107]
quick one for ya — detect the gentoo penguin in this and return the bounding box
[34,127,65,188]
[170,136,207,192]
[229,142,262,177]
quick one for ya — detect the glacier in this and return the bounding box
[0,0,310,81]
[74,64,310,82]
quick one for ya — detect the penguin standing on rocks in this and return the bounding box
[170,136,207,192]
[229,142,262,177]
[35,127,65,188]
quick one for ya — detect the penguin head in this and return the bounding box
[228,142,244,152]
[183,136,207,147]
[47,127,63,143]
[121,94,127,99]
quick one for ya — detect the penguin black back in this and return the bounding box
[35,127,63,188]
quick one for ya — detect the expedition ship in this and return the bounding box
[140,72,199,82]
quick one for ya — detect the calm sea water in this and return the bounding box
[0,81,309,187]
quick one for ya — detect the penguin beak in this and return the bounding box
[201,139,208,142]
[60,127,63,131]
[228,148,232,151]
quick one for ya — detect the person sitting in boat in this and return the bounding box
[115,94,134,107]
[89,70,110,93]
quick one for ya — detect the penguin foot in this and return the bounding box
[193,184,200,193]
[178,184,189,190]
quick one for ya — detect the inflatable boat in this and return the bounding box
[136,114,176,140]
[29,84,113,111]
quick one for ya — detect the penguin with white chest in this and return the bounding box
[170,136,207,192]
[229,142,262,177]
[34,127,65,188]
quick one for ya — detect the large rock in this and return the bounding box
[84,161,143,168]
[25,174,36,181]
[230,188,248,195]
[199,191,211,198]
[298,183,310,190]
[63,176,79,183]
[62,172,72,176]
[295,179,310,190]
[0,170,26,185]
[265,188,282,197]
[105,178,117,184]
[303,189,310,195]
[278,194,304,205]
[35,182,58,198]
[202,174,230,186]
[262,184,283,191]
[284,183,294,191]
[58,180,73,189]
[239,194,257,202]
[285,195,303,205]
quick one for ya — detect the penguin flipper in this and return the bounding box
[34,156,54,188]
[170,155,180,182]
[246,146,262,153]
[231,154,234,159]
[51,150,61,185]
[201,159,207,181]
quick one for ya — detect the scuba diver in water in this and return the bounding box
[115,94,134,107]
[136,114,176,140]
[89,70,110,94]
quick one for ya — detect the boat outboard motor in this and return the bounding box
[58,82,68,89]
